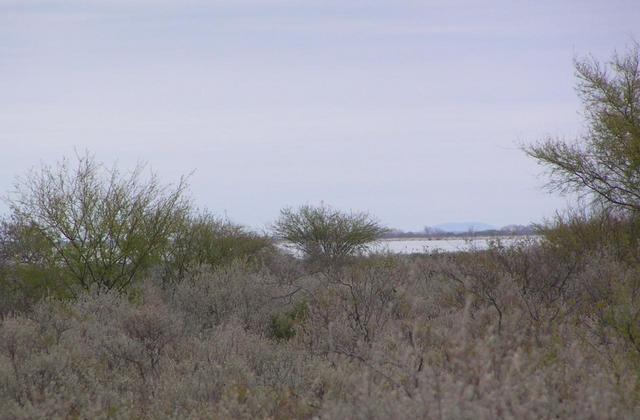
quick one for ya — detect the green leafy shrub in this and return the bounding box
[539,207,640,263]
[0,217,74,316]
[162,212,274,283]
[269,301,308,341]
[525,44,640,214]
[5,153,189,295]
[272,204,388,269]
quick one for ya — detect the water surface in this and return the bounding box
[372,236,531,254]
[279,236,535,256]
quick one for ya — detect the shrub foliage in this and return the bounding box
[526,43,640,213]
[272,204,388,266]
[5,153,189,294]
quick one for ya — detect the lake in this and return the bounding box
[371,236,533,254]
[279,236,536,256]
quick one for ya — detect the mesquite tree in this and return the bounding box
[526,43,640,214]
[6,153,190,293]
[272,204,387,266]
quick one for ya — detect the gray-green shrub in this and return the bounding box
[1,245,640,418]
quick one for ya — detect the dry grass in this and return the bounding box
[1,240,640,419]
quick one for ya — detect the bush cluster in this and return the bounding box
[2,227,640,418]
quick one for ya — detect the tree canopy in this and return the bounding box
[5,153,190,293]
[272,204,387,265]
[526,43,640,214]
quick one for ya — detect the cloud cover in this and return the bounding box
[1,0,638,230]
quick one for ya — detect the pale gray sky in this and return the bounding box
[1,0,638,231]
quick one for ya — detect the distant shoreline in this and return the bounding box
[380,233,536,241]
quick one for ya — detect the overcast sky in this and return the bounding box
[1,0,638,231]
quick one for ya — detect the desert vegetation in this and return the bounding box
[1,45,640,419]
